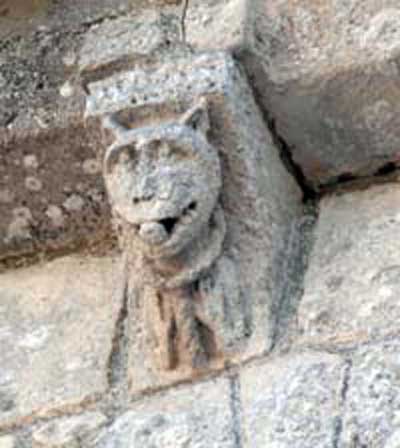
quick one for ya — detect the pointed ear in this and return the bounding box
[180,97,210,134]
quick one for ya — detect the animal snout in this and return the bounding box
[138,222,169,245]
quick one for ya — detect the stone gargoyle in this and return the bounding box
[103,98,249,373]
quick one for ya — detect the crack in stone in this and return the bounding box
[107,273,129,395]
[229,376,244,448]
[180,0,189,43]
[332,359,352,448]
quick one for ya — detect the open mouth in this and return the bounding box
[158,201,197,236]
[137,201,198,246]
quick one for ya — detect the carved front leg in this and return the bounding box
[144,286,210,371]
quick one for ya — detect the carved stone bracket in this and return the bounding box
[103,98,247,373]
[86,52,303,393]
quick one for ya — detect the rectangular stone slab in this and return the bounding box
[240,353,344,447]
[299,183,400,349]
[85,51,303,394]
[0,254,123,429]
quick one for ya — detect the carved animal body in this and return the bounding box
[104,99,248,372]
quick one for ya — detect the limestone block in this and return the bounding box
[240,353,344,447]
[342,341,400,447]
[92,377,235,448]
[79,10,180,79]
[85,52,303,393]
[0,255,123,428]
[183,0,400,187]
[299,184,400,349]
[32,412,107,448]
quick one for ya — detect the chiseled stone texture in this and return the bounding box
[32,412,107,448]
[86,51,303,394]
[185,0,400,188]
[240,353,344,447]
[92,377,235,448]
[0,255,123,428]
[299,183,400,349]
[247,0,400,187]
[79,9,181,79]
[342,341,400,447]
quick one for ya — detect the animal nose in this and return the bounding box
[138,222,169,245]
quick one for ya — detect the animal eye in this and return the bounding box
[112,144,138,172]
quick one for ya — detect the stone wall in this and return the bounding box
[1,1,400,447]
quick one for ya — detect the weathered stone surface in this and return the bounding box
[0,123,113,265]
[342,341,400,447]
[32,412,107,448]
[186,0,251,52]
[247,0,400,187]
[79,10,181,78]
[86,51,303,393]
[0,255,123,428]
[240,353,344,447]
[182,0,400,187]
[299,184,400,349]
[92,377,235,447]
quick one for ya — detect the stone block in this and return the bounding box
[184,0,400,188]
[240,353,344,447]
[342,341,400,447]
[79,10,181,79]
[92,377,235,448]
[32,412,107,448]
[85,51,303,394]
[299,184,400,349]
[0,255,123,428]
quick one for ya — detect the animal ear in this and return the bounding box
[103,114,128,140]
[180,97,210,134]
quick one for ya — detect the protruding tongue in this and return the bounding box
[139,222,169,245]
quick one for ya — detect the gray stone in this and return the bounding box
[240,353,344,447]
[32,412,107,448]
[92,377,235,448]
[86,52,303,393]
[342,341,400,447]
[79,10,181,79]
[0,255,123,428]
[299,184,400,349]
[183,0,400,187]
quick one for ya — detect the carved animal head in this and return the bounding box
[104,99,222,259]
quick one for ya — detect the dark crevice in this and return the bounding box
[159,217,178,235]
[267,117,316,202]
[229,376,244,448]
[374,161,397,176]
[180,0,190,43]
[196,318,217,360]
[107,279,129,390]
[332,359,352,448]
